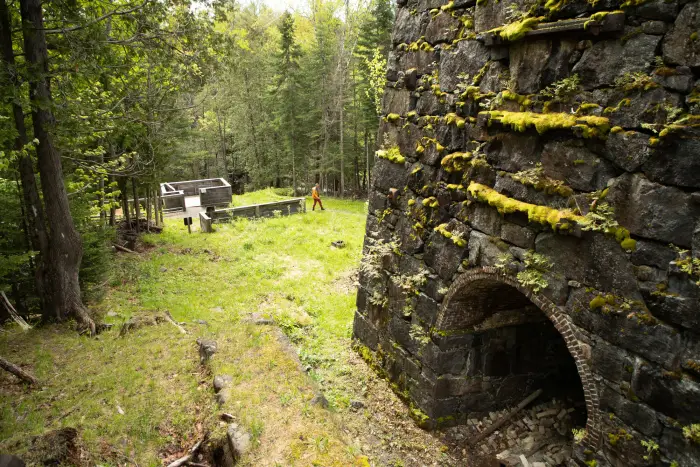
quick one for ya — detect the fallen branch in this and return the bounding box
[164,310,188,335]
[1,291,31,330]
[166,436,206,467]
[114,243,136,254]
[468,388,543,446]
[0,356,40,386]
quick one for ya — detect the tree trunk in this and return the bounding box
[146,184,151,232]
[0,0,48,310]
[98,151,106,226]
[119,176,130,226]
[132,177,140,234]
[19,0,95,334]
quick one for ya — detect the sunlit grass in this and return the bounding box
[0,190,368,465]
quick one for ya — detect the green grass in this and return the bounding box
[0,191,369,466]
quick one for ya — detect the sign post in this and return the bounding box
[183,216,193,234]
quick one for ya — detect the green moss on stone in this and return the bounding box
[484,110,611,138]
[441,152,473,172]
[377,146,406,164]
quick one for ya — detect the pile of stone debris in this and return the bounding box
[446,398,584,466]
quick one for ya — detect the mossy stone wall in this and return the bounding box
[354,0,700,465]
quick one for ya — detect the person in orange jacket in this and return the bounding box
[312,183,325,211]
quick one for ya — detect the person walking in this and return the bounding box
[312,183,325,211]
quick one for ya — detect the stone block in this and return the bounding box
[604,130,654,172]
[468,203,502,237]
[392,7,425,45]
[414,292,439,327]
[398,50,437,76]
[630,240,676,270]
[642,135,700,190]
[662,2,700,67]
[632,363,700,424]
[422,342,468,374]
[468,231,509,268]
[424,11,461,44]
[541,140,618,192]
[568,291,682,370]
[605,87,683,129]
[572,34,661,90]
[600,385,662,437]
[396,214,425,254]
[501,223,536,249]
[607,173,700,248]
[424,220,470,280]
[659,425,700,467]
[435,375,482,397]
[509,39,576,94]
[633,0,679,21]
[642,291,700,331]
[439,40,490,92]
[535,232,640,299]
[373,157,408,192]
[382,88,412,115]
[353,312,379,350]
[484,133,541,173]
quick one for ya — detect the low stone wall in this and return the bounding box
[199,198,306,232]
[160,178,232,207]
[199,212,213,233]
[162,192,186,211]
[200,185,232,206]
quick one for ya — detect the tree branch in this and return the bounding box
[44,0,149,34]
[0,356,40,386]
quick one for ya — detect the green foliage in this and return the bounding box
[671,246,700,285]
[641,439,659,461]
[517,251,552,292]
[508,163,574,197]
[683,424,700,444]
[540,74,581,102]
[572,428,587,444]
[615,72,659,93]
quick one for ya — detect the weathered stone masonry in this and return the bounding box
[353,0,700,465]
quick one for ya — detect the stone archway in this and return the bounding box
[435,267,602,450]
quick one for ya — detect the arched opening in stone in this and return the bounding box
[435,271,594,463]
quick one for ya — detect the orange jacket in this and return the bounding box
[312,186,320,200]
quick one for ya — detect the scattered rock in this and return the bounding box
[227,423,251,462]
[331,240,346,249]
[311,393,329,409]
[197,338,218,364]
[160,266,168,272]
[213,375,233,393]
[119,312,167,337]
[194,319,208,325]
[246,312,273,326]
[350,400,366,410]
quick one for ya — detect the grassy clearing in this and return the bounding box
[0,191,373,465]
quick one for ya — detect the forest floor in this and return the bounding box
[0,190,457,466]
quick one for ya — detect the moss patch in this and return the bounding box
[377,146,406,164]
[483,110,611,138]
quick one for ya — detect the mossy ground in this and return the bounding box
[0,190,451,466]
